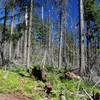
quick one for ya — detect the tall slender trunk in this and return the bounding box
[20,32,24,62]
[86,21,91,73]
[16,14,21,59]
[97,31,100,49]
[79,0,85,75]
[27,0,33,68]
[70,18,74,66]
[48,10,52,65]
[16,40,20,58]
[9,0,15,60]
[1,0,8,66]
[41,6,44,48]
[63,9,67,66]
[23,7,28,65]
[61,0,68,67]
[58,13,63,68]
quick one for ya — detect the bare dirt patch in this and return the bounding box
[0,92,29,100]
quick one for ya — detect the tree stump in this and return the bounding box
[90,92,100,100]
[59,91,66,100]
[44,82,52,95]
[31,66,46,81]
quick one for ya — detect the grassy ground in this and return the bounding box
[0,66,100,100]
[0,69,45,99]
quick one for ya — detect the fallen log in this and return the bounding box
[83,88,93,100]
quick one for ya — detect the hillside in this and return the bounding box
[0,66,100,100]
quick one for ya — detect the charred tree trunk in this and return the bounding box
[27,0,33,68]
[1,0,8,66]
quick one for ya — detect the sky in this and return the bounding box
[0,0,100,48]
[0,0,80,46]
[0,0,99,41]
[0,0,78,29]
[34,0,79,34]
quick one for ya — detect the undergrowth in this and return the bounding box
[0,65,100,100]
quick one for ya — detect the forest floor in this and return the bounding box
[0,66,100,100]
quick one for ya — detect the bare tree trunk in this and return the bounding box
[27,0,33,68]
[86,21,91,73]
[17,13,24,62]
[9,0,15,60]
[23,7,28,65]
[16,40,20,58]
[70,18,74,66]
[79,0,85,75]
[59,29,63,68]
[63,8,67,66]
[16,17,20,59]
[61,0,68,67]
[58,13,63,68]
[48,10,52,65]
[41,6,44,48]
[97,31,100,49]
[1,0,8,66]
[20,33,24,63]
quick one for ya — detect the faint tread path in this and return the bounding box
[0,93,29,100]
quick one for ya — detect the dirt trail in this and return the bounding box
[0,93,29,100]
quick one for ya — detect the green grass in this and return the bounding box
[0,69,45,99]
[0,66,100,100]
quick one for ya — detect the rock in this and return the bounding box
[65,72,77,79]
